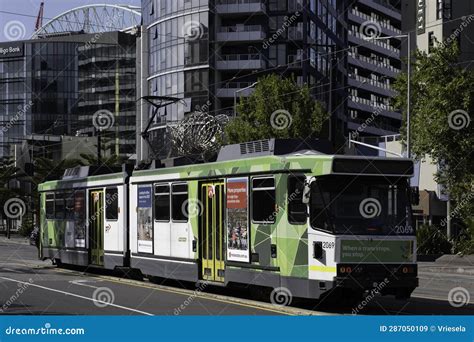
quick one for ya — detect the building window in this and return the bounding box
[252,177,276,223]
[45,193,55,219]
[269,0,287,11]
[444,0,452,19]
[437,0,452,20]
[428,32,435,52]
[171,183,188,221]
[288,176,307,224]
[105,188,119,220]
[150,0,154,15]
[436,0,443,19]
[154,184,170,221]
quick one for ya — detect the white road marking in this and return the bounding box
[0,276,153,316]
[69,279,102,289]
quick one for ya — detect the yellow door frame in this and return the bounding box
[89,190,104,266]
[200,181,225,282]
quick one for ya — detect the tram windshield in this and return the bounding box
[310,176,413,235]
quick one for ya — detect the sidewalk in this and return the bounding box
[0,234,30,245]
[418,255,474,275]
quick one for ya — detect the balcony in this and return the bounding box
[349,30,400,56]
[348,74,396,97]
[348,51,400,78]
[216,82,257,98]
[358,0,401,21]
[216,54,266,70]
[347,120,397,136]
[215,0,266,15]
[216,25,266,42]
[349,8,402,36]
[348,95,401,120]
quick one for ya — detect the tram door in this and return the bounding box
[200,182,225,282]
[89,190,104,266]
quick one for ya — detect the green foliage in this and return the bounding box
[18,215,34,237]
[416,224,452,255]
[79,153,125,168]
[225,75,329,144]
[0,160,25,218]
[453,219,474,255]
[394,42,473,233]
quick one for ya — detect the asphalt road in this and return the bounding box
[0,237,473,315]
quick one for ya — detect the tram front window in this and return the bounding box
[310,176,413,236]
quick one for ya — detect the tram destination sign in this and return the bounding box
[0,42,24,58]
[340,239,414,263]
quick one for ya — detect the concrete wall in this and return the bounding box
[415,0,474,62]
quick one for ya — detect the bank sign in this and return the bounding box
[417,0,425,34]
[0,43,24,58]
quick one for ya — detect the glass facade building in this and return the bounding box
[140,0,348,159]
[0,41,78,159]
[0,32,137,160]
[77,33,137,156]
[141,0,211,157]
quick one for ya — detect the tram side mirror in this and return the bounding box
[411,186,420,206]
[302,177,316,204]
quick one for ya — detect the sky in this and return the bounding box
[0,0,141,42]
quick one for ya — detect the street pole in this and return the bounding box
[406,32,411,159]
[447,196,452,240]
[328,48,333,142]
[97,130,102,165]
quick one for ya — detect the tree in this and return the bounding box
[225,75,329,144]
[393,43,473,226]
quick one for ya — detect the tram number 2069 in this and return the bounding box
[322,242,335,249]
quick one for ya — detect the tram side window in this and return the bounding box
[288,176,307,224]
[155,184,170,221]
[74,190,86,220]
[171,183,188,222]
[252,177,276,223]
[55,192,65,219]
[105,188,119,220]
[45,193,55,219]
[65,191,75,220]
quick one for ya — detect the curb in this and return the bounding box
[0,237,30,246]
[418,266,474,275]
[53,266,330,316]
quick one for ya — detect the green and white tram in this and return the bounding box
[39,139,418,301]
